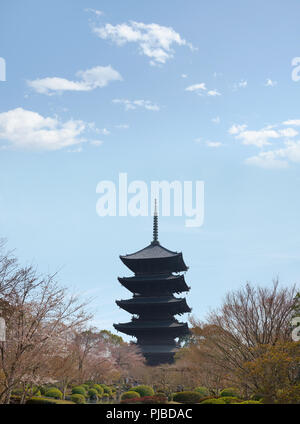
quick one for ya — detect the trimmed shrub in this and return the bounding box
[121,395,167,405]
[131,385,154,398]
[194,386,209,398]
[44,387,63,400]
[92,384,104,396]
[98,384,112,395]
[121,391,141,400]
[27,397,74,405]
[220,387,240,398]
[88,388,98,400]
[251,393,264,401]
[72,386,87,397]
[201,398,226,404]
[220,396,240,404]
[81,384,89,390]
[173,391,202,404]
[71,394,86,404]
[239,400,262,404]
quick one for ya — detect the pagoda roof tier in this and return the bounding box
[116,296,191,315]
[139,345,179,354]
[113,320,189,337]
[118,274,190,294]
[120,241,188,274]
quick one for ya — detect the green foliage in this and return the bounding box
[239,400,262,404]
[131,385,154,397]
[27,397,73,404]
[72,386,87,397]
[201,398,226,404]
[194,386,209,398]
[121,391,141,400]
[81,384,89,391]
[92,384,104,396]
[71,394,86,404]
[276,385,300,404]
[219,396,240,404]
[98,384,112,396]
[172,391,202,404]
[250,393,263,401]
[220,387,240,398]
[88,388,98,399]
[99,330,124,345]
[44,387,63,400]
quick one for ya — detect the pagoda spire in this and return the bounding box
[153,199,158,244]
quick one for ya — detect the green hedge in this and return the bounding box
[173,391,202,404]
[26,397,74,405]
[71,394,86,404]
[72,386,87,397]
[239,400,262,404]
[194,387,209,398]
[88,388,98,399]
[201,398,226,404]
[92,384,104,396]
[44,388,63,400]
[220,396,240,404]
[220,387,240,398]
[121,391,141,400]
[131,385,154,398]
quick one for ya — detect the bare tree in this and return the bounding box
[0,264,91,404]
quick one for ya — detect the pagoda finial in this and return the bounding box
[153,199,159,243]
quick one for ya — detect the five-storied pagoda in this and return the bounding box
[114,202,191,366]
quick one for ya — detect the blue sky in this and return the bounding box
[1,0,300,337]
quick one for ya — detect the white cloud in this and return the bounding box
[185,83,221,97]
[265,79,277,87]
[238,80,248,88]
[228,124,247,135]
[112,99,160,111]
[236,129,280,147]
[282,119,300,126]
[211,116,220,124]
[245,140,300,169]
[207,89,221,96]
[233,79,248,90]
[278,128,298,138]
[101,128,110,135]
[185,83,206,93]
[245,151,288,169]
[230,123,298,148]
[93,21,195,65]
[85,8,103,16]
[194,137,222,147]
[0,108,88,151]
[28,65,122,95]
[116,124,129,129]
[206,141,222,147]
[181,73,188,78]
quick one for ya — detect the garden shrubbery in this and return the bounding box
[130,385,154,397]
[201,398,226,404]
[121,391,140,400]
[72,386,87,397]
[44,387,63,400]
[172,391,202,404]
[220,387,240,398]
[88,388,98,400]
[194,386,209,398]
[71,394,86,404]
